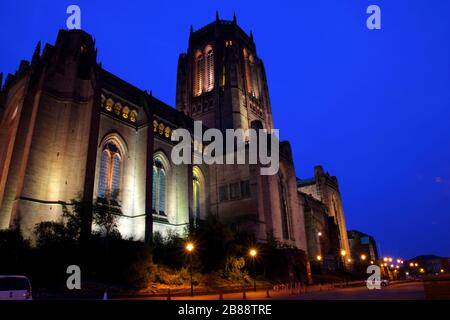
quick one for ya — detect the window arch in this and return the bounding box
[243,49,259,98]
[205,46,214,92]
[278,172,291,240]
[193,51,203,96]
[193,45,214,96]
[152,155,168,216]
[98,142,122,198]
[192,166,205,221]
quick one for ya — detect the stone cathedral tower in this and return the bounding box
[176,12,274,132]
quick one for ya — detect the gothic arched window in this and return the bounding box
[278,173,291,240]
[243,49,259,98]
[98,142,122,198]
[193,176,200,220]
[193,46,214,96]
[205,48,214,92]
[152,159,166,216]
[193,52,203,97]
[192,166,205,221]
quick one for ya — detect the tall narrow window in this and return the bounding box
[98,151,110,198]
[205,49,214,92]
[279,175,291,240]
[243,49,253,94]
[152,167,157,210]
[250,57,260,98]
[193,53,203,96]
[97,142,121,198]
[193,176,200,219]
[193,46,214,96]
[152,159,166,216]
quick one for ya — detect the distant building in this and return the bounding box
[347,230,379,262]
[299,191,340,272]
[406,255,449,274]
[298,166,352,266]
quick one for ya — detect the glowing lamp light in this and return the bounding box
[316,255,322,261]
[409,263,414,267]
[317,232,322,237]
[441,269,445,273]
[361,254,367,261]
[347,258,352,263]
[186,242,194,252]
[340,250,347,257]
[388,258,393,262]
[370,261,374,264]
[249,249,257,258]
[383,257,388,262]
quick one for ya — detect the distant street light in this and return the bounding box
[361,254,367,261]
[440,269,445,273]
[388,258,393,262]
[317,255,322,261]
[249,248,258,292]
[409,262,414,267]
[317,232,322,237]
[185,242,195,296]
[370,261,374,265]
[383,257,388,262]
[340,250,347,257]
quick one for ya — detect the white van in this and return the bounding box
[0,276,32,300]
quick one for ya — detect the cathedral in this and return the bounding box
[0,14,351,272]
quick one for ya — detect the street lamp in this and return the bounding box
[361,254,367,261]
[317,232,322,237]
[316,255,322,261]
[409,262,414,267]
[186,242,195,296]
[340,249,347,257]
[249,248,257,292]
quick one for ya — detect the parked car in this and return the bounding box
[380,279,389,287]
[0,276,32,300]
[366,279,389,287]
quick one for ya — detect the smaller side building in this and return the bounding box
[298,166,352,268]
[299,192,340,272]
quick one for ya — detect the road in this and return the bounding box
[292,282,425,300]
[132,281,425,300]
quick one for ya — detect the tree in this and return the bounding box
[93,190,122,258]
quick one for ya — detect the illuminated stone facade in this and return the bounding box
[298,165,352,264]
[0,16,351,278]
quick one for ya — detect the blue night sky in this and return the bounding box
[1,1,449,259]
